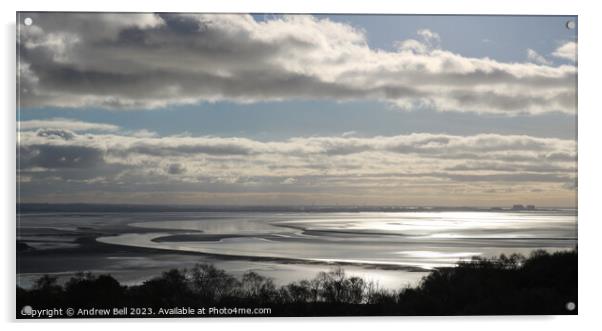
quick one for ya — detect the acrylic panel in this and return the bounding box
[16,12,577,318]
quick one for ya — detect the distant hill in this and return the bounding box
[16,203,570,213]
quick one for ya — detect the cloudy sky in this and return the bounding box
[17,13,577,207]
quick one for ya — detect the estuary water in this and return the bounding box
[17,210,577,289]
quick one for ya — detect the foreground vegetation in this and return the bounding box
[17,249,577,317]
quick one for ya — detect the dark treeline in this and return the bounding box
[17,249,577,317]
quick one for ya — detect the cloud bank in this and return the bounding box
[17,122,576,205]
[18,13,576,115]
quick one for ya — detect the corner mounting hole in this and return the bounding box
[24,17,33,26]
[566,20,576,30]
[566,301,576,311]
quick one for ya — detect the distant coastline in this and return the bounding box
[16,203,577,214]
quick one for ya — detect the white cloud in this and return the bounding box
[527,49,551,65]
[18,13,576,115]
[281,177,297,184]
[416,29,441,48]
[127,129,158,138]
[552,41,577,62]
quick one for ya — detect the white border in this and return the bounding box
[2,0,600,329]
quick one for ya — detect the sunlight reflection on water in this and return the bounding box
[98,211,576,269]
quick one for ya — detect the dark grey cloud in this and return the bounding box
[124,142,254,157]
[19,144,104,169]
[444,162,575,173]
[166,163,186,175]
[443,173,571,183]
[35,128,75,140]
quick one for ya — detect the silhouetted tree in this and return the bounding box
[17,249,578,317]
[189,264,239,302]
[64,273,124,307]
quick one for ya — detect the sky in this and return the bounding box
[16,13,577,207]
